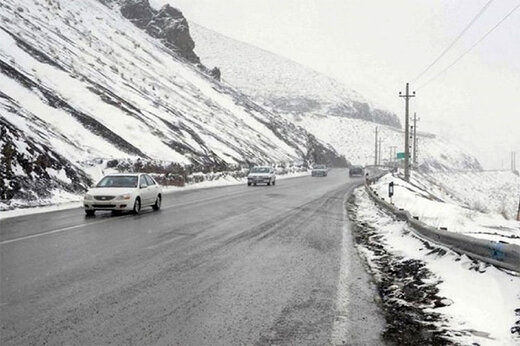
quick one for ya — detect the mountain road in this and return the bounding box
[0,169,385,345]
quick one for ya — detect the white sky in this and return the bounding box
[152,0,520,169]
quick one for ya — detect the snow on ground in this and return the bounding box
[371,172,520,245]
[352,188,520,345]
[425,171,520,220]
[0,169,309,220]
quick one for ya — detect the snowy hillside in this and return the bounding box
[190,23,401,128]
[286,113,481,171]
[190,23,482,172]
[371,173,520,245]
[0,0,344,209]
[425,171,520,220]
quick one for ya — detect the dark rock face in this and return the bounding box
[209,67,221,81]
[0,118,92,205]
[120,0,154,29]
[329,101,401,128]
[120,0,200,63]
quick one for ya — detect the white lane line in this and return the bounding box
[0,217,120,245]
[0,190,252,246]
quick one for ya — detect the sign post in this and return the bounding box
[388,181,394,204]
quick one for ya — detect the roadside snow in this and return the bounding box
[371,173,520,245]
[353,188,520,345]
[0,170,309,220]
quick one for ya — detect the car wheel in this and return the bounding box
[247,182,252,186]
[267,181,271,186]
[272,180,276,186]
[152,195,161,211]
[85,209,95,216]
[132,197,141,215]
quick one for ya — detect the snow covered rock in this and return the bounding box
[120,0,199,63]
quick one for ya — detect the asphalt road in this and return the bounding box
[0,169,384,345]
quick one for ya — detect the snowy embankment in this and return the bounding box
[0,169,309,220]
[349,188,520,345]
[426,171,520,220]
[371,173,520,245]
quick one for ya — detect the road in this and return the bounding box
[0,169,384,345]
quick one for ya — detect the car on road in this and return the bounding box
[311,164,328,177]
[349,165,364,177]
[84,173,162,216]
[247,166,276,186]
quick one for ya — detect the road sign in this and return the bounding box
[396,152,406,159]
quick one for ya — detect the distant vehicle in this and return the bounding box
[349,166,364,177]
[247,166,276,186]
[311,164,328,177]
[84,173,162,216]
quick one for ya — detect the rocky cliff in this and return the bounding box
[120,0,199,63]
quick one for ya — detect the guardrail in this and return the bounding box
[364,181,520,273]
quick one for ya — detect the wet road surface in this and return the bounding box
[0,169,384,345]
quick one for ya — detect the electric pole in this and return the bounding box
[378,138,382,165]
[374,127,378,166]
[412,112,419,168]
[517,195,520,221]
[399,83,415,181]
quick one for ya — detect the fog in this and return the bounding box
[154,0,520,169]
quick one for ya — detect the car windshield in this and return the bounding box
[314,165,326,169]
[251,167,270,173]
[96,175,138,188]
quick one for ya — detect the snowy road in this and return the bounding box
[0,169,384,345]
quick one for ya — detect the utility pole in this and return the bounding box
[374,127,378,166]
[517,195,520,221]
[390,146,397,166]
[412,112,419,168]
[399,83,415,182]
[378,139,382,166]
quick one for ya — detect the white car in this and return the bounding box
[247,166,276,186]
[84,173,162,216]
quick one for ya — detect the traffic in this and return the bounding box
[83,166,366,216]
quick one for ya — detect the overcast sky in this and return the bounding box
[153,0,519,169]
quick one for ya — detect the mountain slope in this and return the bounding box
[190,23,482,171]
[190,22,400,128]
[0,0,344,209]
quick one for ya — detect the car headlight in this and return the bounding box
[84,194,93,200]
[117,194,132,200]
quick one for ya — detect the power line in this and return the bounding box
[411,0,494,83]
[417,2,520,90]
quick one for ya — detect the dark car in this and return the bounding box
[349,166,364,177]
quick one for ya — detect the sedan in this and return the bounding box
[311,164,328,177]
[84,173,162,216]
[247,166,276,186]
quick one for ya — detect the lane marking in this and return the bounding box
[0,217,120,245]
[0,188,262,245]
[0,172,350,245]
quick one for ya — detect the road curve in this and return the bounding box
[0,169,384,345]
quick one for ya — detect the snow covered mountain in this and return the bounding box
[190,23,401,128]
[0,0,345,209]
[190,23,482,171]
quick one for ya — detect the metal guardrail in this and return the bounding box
[364,181,520,273]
